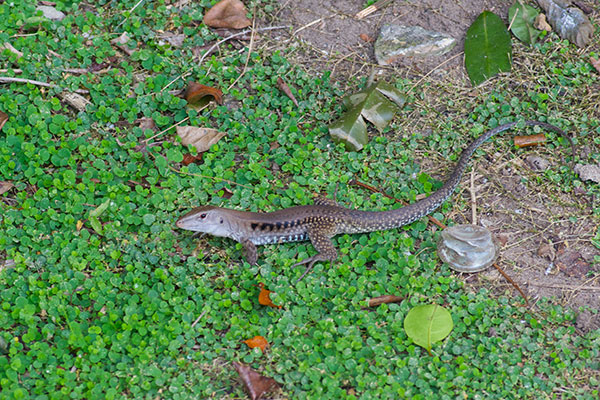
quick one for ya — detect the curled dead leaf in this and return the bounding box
[176,126,226,153]
[276,77,299,107]
[514,134,547,148]
[256,282,282,308]
[204,0,251,29]
[0,181,14,195]
[184,81,223,110]
[233,361,278,400]
[243,336,269,352]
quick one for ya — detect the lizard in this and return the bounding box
[176,120,572,281]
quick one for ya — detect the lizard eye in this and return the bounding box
[200,213,207,219]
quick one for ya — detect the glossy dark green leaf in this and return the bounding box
[329,82,405,151]
[508,1,541,45]
[464,11,512,86]
[404,304,453,353]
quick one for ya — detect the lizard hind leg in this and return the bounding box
[293,223,338,282]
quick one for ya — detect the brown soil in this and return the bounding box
[264,0,600,333]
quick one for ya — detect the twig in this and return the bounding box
[407,52,463,94]
[470,169,477,225]
[161,25,289,93]
[0,76,89,94]
[227,11,257,91]
[169,166,252,190]
[144,116,190,144]
[191,309,208,328]
[355,0,394,19]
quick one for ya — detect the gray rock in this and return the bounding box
[437,224,498,273]
[574,163,600,183]
[374,24,456,66]
[36,5,66,21]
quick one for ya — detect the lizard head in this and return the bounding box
[176,205,232,238]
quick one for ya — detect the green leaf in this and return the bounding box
[464,11,512,86]
[90,216,103,235]
[404,304,453,353]
[329,81,405,151]
[89,199,110,218]
[508,1,541,45]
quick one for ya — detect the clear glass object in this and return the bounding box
[437,224,498,273]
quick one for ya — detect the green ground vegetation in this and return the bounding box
[0,1,598,399]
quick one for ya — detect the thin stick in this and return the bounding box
[161,25,289,93]
[407,52,463,94]
[144,116,190,144]
[470,169,477,225]
[0,76,89,94]
[227,13,257,91]
[169,165,252,189]
[191,309,208,328]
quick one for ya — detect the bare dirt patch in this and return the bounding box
[264,0,600,332]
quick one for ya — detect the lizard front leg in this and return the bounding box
[293,222,338,282]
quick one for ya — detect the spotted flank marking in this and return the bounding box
[252,233,307,246]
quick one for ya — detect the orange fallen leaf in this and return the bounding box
[243,335,269,352]
[0,180,13,195]
[276,77,299,107]
[182,153,204,166]
[514,134,547,148]
[256,283,282,308]
[176,126,226,153]
[233,361,278,400]
[204,0,251,30]
[367,295,404,307]
[184,81,223,110]
[0,110,8,131]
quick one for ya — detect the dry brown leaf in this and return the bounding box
[182,153,204,166]
[256,283,282,309]
[590,57,600,74]
[203,0,251,29]
[137,117,157,132]
[276,77,299,107]
[0,110,8,131]
[233,361,278,400]
[76,220,84,232]
[367,295,404,307]
[111,32,136,55]
[176,126,226,153]
[184,81,223,110]
[0,181,14,196]
[243,336,269,352]
[514,134,547,148]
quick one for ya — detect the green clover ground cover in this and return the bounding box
[0,1,598,398]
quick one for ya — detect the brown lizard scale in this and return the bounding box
[176,121,572,280]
